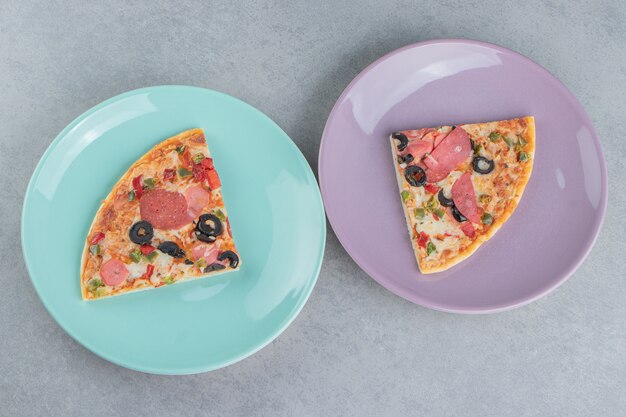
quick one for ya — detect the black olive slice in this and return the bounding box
[196,214,223,238]
[404,165,426,187]
[204,263,226,273]
[217,251,240,268]
[451,206,467,223]
[391,132,408,152]
[157,241,186,258]
[473,156,495,174]
[437,189,454,207]
[129,221,153,244]
[397,153,414,165]
[184,259,194,265]
[195,231,217,243]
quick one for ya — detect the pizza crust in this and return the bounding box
[389,138,423,269]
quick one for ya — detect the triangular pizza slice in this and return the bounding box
[81,128,241,299]
[389,117,535,273]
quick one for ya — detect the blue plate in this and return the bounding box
[22,86,326,374]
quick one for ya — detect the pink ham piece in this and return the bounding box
[191,243,218,265]
[185,185,210,220]
[451,172,482,223]
[403,140,433,163]
[99,258,129,286]
[404,128,433,140]
[424,127,472,183]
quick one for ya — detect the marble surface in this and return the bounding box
[1,1,624,416]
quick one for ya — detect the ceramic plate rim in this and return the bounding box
[318,39,608,314]
[21,85,326,374]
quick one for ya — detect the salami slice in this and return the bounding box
[460,221,476,238]
[451,172,481,223]
[432,130,450,148]
[424,127,472,181]
[140,189,190,230]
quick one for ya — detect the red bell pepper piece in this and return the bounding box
[90,232,105,245]
[132,175,144,199]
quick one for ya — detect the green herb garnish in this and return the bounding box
[143,251,158,262]
[196,258,207,269]
[89,244,101,256]
[489,132,501,142]
[213,209,226,221]
[128,190,136,201]
[175,145,186,154]
[401,190,412,203]
[474,144,483,155]
[129,249,142,263]
[426,241,437,256]
[479,194,492,204]
[503,136,515,147]
[192,153,205,164]
[91,287,107,298]
[433,208,445,219]
[162,276,175,285]
[414,208,425,219]
[425,195,438,210]
[481,212,494,225]
[518,151,529,162]
[143,178,155,190]
[177,167,192,177]
[87,278,104,292]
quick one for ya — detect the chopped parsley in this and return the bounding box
[129,249,142,263]
[481,212,494,225]
[143,251,158,262]
[426,241,437,256]
[87,278,104,292]
[192,153,205,164]
[143,178,155,190]
[479,194,492,204]
[89,244,101,256]
[213,209,226,221]
[518,151,529,162]
[177,167,192,177]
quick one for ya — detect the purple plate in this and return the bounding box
[319,39,607,313]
